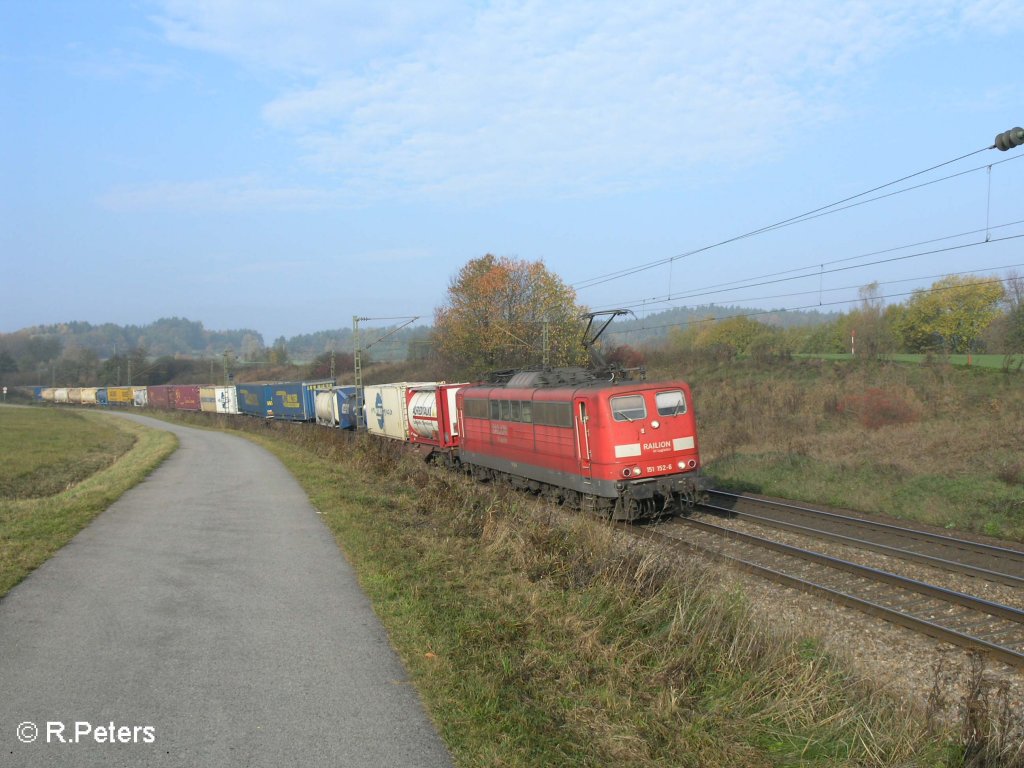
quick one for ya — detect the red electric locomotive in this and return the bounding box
[455,367,703,521]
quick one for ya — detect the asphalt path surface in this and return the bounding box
[0,412,454,767]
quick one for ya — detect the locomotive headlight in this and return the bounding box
[651,420,660,429]
[633,466,641,475]
[677,461,687,470]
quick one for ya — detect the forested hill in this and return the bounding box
[0,317,436,370]
[6,318,265,359]
[3,306,838,364]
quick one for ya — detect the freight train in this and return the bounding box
[33,368,703,521]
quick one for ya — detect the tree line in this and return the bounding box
[3,259,1021,387]
[662,273,1022,365]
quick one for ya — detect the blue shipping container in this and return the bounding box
[236,383,272,417]
[267,379,335,422]
[96,388,109,406]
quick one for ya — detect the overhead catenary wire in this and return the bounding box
[587,228,1024,315]
[620,260,1024,314]
[572,140,1017,292]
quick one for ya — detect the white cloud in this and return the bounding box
[960,0,1024,31]
[151,0,1012,201]
[153,0,465,74]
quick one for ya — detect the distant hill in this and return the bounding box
[3,306,837,366]
[285,324,434,363]
[7,318,265,359]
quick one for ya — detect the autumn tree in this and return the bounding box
[893,275,1005,353]
[433,254,588,374]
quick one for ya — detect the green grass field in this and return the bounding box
[797,352,1023,370]
[0,408,177,596]
[0,408,137,499]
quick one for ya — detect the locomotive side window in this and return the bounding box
[611,394,646,422]
[520,401,532,423]
[464,399,489,419]
[510,400,521,422]
[655,390,687,416]
[490,400,500,420]
[533,401,573,427]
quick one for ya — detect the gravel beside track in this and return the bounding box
[624,498,1024,729]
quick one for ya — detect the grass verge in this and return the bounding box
[181,414,966,767]
[0,409,178,597]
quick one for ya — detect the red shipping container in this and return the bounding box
[147,385,172,409]
[169,385,201,411]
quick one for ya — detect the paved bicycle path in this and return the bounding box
[0,412,454,767]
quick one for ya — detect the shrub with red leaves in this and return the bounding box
[838,388,920,429]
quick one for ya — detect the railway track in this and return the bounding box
[633,514,1024,670]
[703,490,1024,588]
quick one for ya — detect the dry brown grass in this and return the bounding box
[667,359,1024,538]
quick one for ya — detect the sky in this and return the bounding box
[2,0,1022,342]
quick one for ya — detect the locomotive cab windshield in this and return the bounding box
[655,389,687,417]
[610,389,688,422]
[610,394,646,421]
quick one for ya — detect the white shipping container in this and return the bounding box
[54,388,69,403]
[213,386,239,414]
[133,387,148,407]
[200,386,238,414]
[80,387,99,406]
[363,382,439,441]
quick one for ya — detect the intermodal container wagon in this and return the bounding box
[54,388,69,404]
[407,383,467,451]
[169,385,201,411]
[266,379,335,421]
[147,385,172,409]
[107,386,134,406]
[200,386,239,415]
[236,383,270,417]
[68,388,83,404]
[80,388,99,405]
[40,388,55,402]
[132,387,148,408]
[363,382,437,440]
[314,386,360,429]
